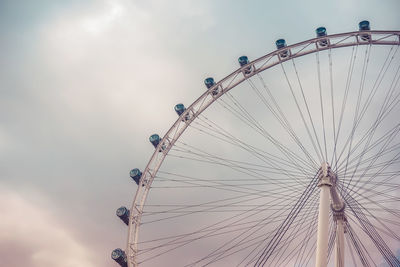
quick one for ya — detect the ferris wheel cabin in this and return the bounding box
[174,103,186,116]
[316,27,328,46]
[275,39,289,58]
[130,168,142,185]
[149,134,161,148]
[116,206,130,225]
[238,56,252,74]
[204,77,219,95]
[111,248,128,267]
[359,20,371,41]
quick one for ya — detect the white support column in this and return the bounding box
[330,173,346,267]
[315,163,332,267]
[335,219,345,267]
[316,183,330,267]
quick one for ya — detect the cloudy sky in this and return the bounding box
[0,0,399,266]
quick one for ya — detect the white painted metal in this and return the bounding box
[330,172,346,267]
[316,163,332,267]
[315,163,346,267]
[335,220,345,267]
[126,31,400,267]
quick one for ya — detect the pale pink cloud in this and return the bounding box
[0,187,96,267]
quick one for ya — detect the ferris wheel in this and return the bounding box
[112,21,400,267]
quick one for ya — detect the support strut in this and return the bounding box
[315,163,346,267]
[315,163,332,267]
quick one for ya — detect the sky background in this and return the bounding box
[0,0,399,266]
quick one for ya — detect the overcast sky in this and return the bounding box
[0,1,399,267]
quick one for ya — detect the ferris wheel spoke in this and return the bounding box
[339,182,400,221]
[336,46,400,189]
[332,45,358,171]
[252,173,318,266]
[345,219,374,266]
[172,141,314,177]
[346,184,400,210]
[335,114,400,188]
[334,45,399,173]
[343,187,400,230]
[188,117,316,181]
[208,212,319,267]
[346,142,400,195]
[149,174,307,201]
[336,124,400,175]
[209,195,315,266]
[245,75,319,168]
[344,193,400,266]
[336,141,400,190]
[139,190,317,265]
[349,45,399,136]
[316,51,329,162]
[144,174,318,267]
[353,46,400,125]
[264,194,320,265]
[327,219,337,265]
[139,198,312,246]
[165,149,311,189]
[139,216,285,259]
[336,97,400,181]
[339,44,372,186]
[243,194,320,265]
[185,197,319,267]
[197,114,314,172]
[141,183,313,225]
[281,61,325,163]
[328,48,339,168]
[213,94,318,173]
[293,198,320,266]
[345,233,358,267]
[346,214,399,266]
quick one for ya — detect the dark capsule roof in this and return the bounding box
[316,27,327,37]
[359,20,370,30]
[275,39,286,49]
[130,168,141,178]
[116,206,128,217]
[149,134,160,142]
[238,56,249,66]
[174,103,186,116]
[204,77,215,88]
[111,248,124,260]
[175,103,185,111]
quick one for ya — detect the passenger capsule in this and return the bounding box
[238,56,252,74]
[204,77,215,89]
[111,248,128,267]
[149,134,161,148]
[174,103,186,116]
[316,27,327,37]
[275,39,287,49]
[130,168,142,185]
[175,103,190,121]
[316,27,328,47]
[204,77,219,95]
[116,206,129,225]
[238,56,249,67]
[359,20,370,31]
[276,39,289,58]
[359,20,371,41]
